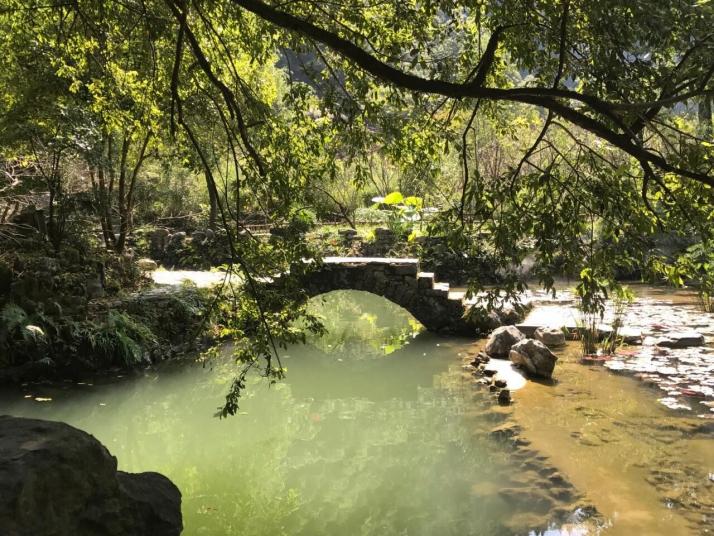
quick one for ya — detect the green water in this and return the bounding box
[1,291,593,535]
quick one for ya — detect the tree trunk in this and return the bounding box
[91,165,115,250]
[207,169,218,231]
[115,135,130,252]
[99,133,117,249]
[698,96,713,138]
[116,132,150,253]
[45,153,63,252]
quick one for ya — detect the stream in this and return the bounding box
[1,288,712,535]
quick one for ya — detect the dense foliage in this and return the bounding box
[1,0,713,412]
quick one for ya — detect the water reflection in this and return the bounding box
[304,290,424,357]
[1,291,602,536]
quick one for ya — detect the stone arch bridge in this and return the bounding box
[267,257,501,334]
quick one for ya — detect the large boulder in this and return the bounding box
[485,325,526,358]
[168,232,186,248]
[0,416,182,536]
[534,326,566,348]
[136,258,158,271]
[509,339,558,379]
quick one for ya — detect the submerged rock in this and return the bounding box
[534,326,566,348]
[0,416,182,536]
[619,327,643,345]
[655,331,705,348]
[485,325,526,358]
[509,339,558,379]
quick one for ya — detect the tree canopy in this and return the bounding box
[1,0,713,412]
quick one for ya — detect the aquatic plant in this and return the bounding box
[676,243,714,313]
[600,287,634,355]
[575,269,633,356]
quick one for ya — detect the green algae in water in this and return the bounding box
[1,291,596,535]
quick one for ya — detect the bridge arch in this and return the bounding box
[297,258,469,333]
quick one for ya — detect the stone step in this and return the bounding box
[416,272,435,290]
[448,290,466,301]
[432,282,450,292]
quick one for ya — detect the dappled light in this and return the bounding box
[1,0,713,534]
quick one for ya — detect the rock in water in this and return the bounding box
[655,331,705,348]
[509,339,558,379]
[534,326,566,347]
[0,416,182,536]
[485,325,526,358]
[619,327,643,345]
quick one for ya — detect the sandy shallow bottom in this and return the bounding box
[465,340,714,535]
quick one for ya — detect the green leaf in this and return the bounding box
[382,191,404,205]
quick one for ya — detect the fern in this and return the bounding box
[0,303,28,332]
[0,303,47,365]
[91,311,158,366]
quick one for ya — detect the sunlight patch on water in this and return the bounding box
[483,358,528,390]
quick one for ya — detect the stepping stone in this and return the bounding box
[448,290,466,301]
[655,331,705,348]
[416,272,434,289]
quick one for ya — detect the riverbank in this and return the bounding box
[0,284,218,383]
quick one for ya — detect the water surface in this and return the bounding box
[3,290,711,535]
